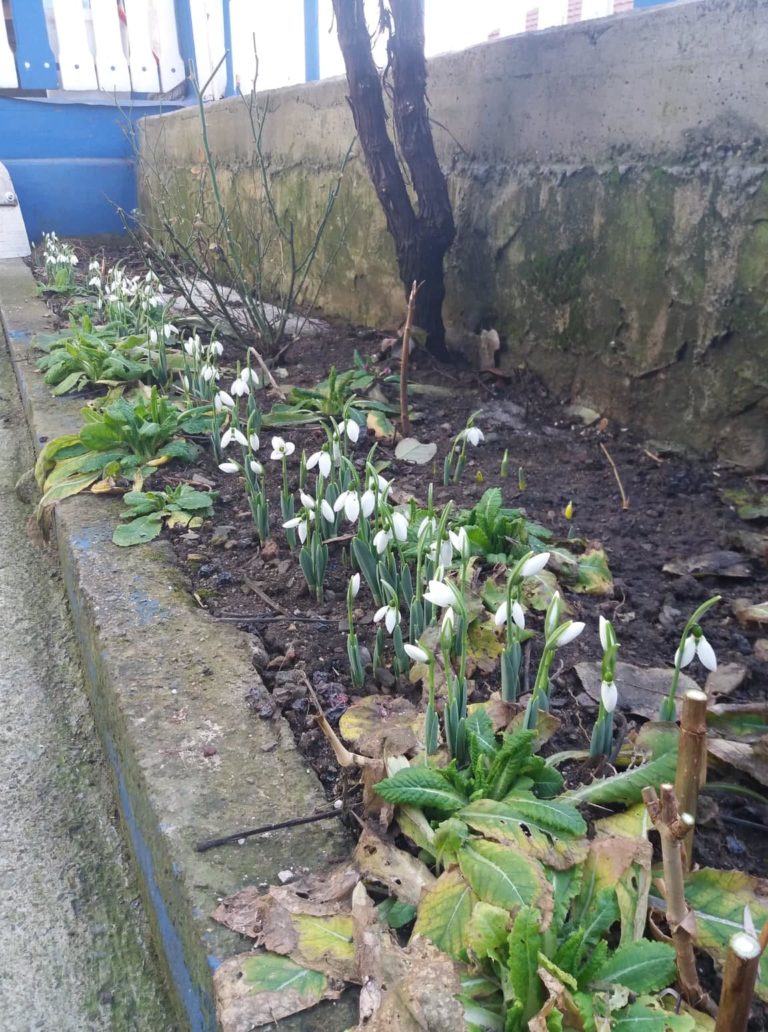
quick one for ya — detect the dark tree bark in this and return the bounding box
[332,0,455,356]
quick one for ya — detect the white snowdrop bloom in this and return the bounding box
[344,493,360,523]
[349,573,361,598]
[209,340,224,357]
[220,428,233,448]
[359,490,376,519]
[88,276,102,288]
[300,492,316,510]
[428,538,453,569]
[417,516,436,541]
[231,377,249,397]
[163,323,177,339]
[88,259,100,272]
[552,621,585,648]
[459,426,484,446]
[200,364,218,382]
[599,614,610,651]
[424,579,457,609]
[214,390,235,411]
[449,527,471,560]
[676,634,716,672]
[441,607,456,633]
[520,552,550,578]
[321,499,335,524]
[68,254,79,266]
[270,437,295,460]
[494,600,525,630]
[248,433,260,451]
[218,461,240,474]
[374,601,400,635]
[221,428,248,449]
[368,472,390,494]
[283,516,303,529]
[391,511,409,542]
[373,528,391,555]
[298,518,311,544]
[338,418,360,443]
[404,643,428,664]
[184,336,202,358]
[601,679,618,713]
[283,515,312,544]
[181,375,190,392]
[306,450,332,478]
[240,367,260,385]
[545,592,562,638]
[249,459,263,476]
[149,328,158,345]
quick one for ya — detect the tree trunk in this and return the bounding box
[332,0,455,357]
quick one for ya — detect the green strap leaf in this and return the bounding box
[375,766,468,814]
[458,839,548,912]
[459,796,587,840]
[590,940,676,994]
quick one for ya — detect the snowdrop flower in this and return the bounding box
[249,459,263,476]
[249,433,260,451]
[338,418,360,444]
[374,599,400,635]
[163,323,177,339]
[417,516,436,541]
[231,377,249,397]
[601,679,618,713]
[219,461,240,474]
[306,450,332,478]
[184,336,202,358]
[676,633,717,672]
[209,340,224,357]
[404,643,429,664]
[373,528,392,555]
[424,579,458,609]
[359,490,375,519]
[149,328,158,345]
[221,427,248,449]
[550,621,585,648]
[349,573,361,598]
[68,254,79,266]
[390,511,409,542]
[368,472,390,494]
[441,606,456,633]
[545,591,562,638]
[88,275,102,288]
[240,368,260,385]
[599,614,610,651]
[334,491,360,523]
[429,538,454,569]
[270,437,295,460]
[214,390,235,411]
[200,364,218,382]
[449,527,471,560]
[519,552,550,578]
[283,514,313,544]
[459,426,484,446]
[320,499,335,524]
[299,491,316,510]
[494,600,525,630]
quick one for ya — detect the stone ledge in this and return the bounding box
[0,259,355,1032]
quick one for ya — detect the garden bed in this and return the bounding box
[26,237,768,1031]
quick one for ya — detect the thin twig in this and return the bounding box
[195,809,341,852]
[248,346,287,400]
[600,443,630,510]
[242,575,290,615]
[399,280,421,435]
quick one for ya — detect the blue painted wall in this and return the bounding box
[0,98,178,241]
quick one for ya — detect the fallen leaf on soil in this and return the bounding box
[571,546,614,595]
[732,598,768,630]
[354,827,436,906]
[704,662,748,696]
[339,696,423,757]
[352,882,408,1024]
[214,952,340,1032]
[521,568,562,611]
[367,409,396,442]
[662,549,752,579]
[466,617,504,674]
[707,701,768,741]
[719,487,768,521]
[575,661,699,721]
[729,528,768,561]
[707,736,768,787]
[394,438,437,465]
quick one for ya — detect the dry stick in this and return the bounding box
[248,345,287,401]
[600,442,630,510]
[399,280,421,436]
[715,933,762,1032]
[194,809,341,853]
[642,784,718,1017]
[674,689,709,871]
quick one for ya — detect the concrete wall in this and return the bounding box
[139,0,768,468]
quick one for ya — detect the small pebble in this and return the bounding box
[277,869,294,884]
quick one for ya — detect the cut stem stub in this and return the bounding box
[714,932,761,1032]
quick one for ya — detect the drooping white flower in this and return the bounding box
[441,607,456,633]
[283,514,312,544]
[200,364,218,382]
[349,573,361,598]
[424,579,458,609]
[359,489,375,519]
[221,427,247,449]
[209,340,224,357]
[338,418,360,443]
[218,461,240,474]
[601,679,618,713]
[214,390,235,411]
[270,436,295,460]
[550,621,585,648]
[404,643,429,664]
[459,426,484,447]
[449,527,471,560]
[306,450,332,478]
[599,614,610,651]
[334,491,360,523]
[149,328,158,345]
[300,491,316,510]
[374,601,400,635]
[320,499,335,524]
[249,459,263,476]
[231,377,249,397]
[240,367,260,385]
[368,472,390,494]
[417,516,437,541]
[390,511,409,542]
[249,433,260,451]
[494,600,525,630]
[676,633,716,672]
[520,552,550,578]
[373,528,391,555]
[429,538,454,569]
[184,337,202,358]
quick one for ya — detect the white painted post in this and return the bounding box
[91,0,132,92]
[124,0,161,92]
[229,0,258,93]
[150,0,185,93]
[189,0,227,98]
[0,7,18,88]
[50,0,99,90]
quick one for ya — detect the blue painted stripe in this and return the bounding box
[304,0,320,82]
[174,0,198,85]
[8,0,59,89]
[222,0,236,96]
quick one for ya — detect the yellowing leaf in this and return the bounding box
[572,547,614,595]
[412,867,476,958]
[214,952,333,1030]
[582,836,652,945]
[458,839,552,922]
[367,409,396,441]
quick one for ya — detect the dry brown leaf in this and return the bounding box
[707,736,768,787]
[340,695,423,757]
[354,827,436,906]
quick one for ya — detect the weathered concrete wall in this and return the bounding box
[139,0,768,468]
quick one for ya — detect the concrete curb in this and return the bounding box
[0,259,355,1032]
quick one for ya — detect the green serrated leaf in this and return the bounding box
[506,906,543,1022]
[563,748,678,806]
[112,512,164,546]
[459,797,587,840]
[458,839,548,913]
[591,940,676,994]
[412,867,476,958]
[374,766,468,814]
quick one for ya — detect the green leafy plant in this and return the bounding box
[35,387,212,508]
[35,323,161,395]
[112,485,217,546]
[37,232,79,293]
[457,488,552,566]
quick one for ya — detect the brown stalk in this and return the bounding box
[600,443,630,510]
[399,280,420,436]
[714,933,761,1032]
[674,689,708,871]
[642,784,717,1016]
